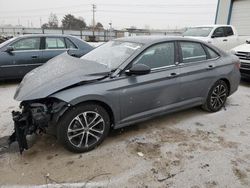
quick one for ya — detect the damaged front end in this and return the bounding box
[9,99,69,154]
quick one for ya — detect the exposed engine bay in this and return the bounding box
[9,99,69,154]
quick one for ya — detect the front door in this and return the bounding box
[119,42,181,123]
[0,37,42,79]
[211,27,229,51]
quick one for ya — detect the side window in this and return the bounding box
[180,42,207,63]
[224,27,234,36]
[65,38,77,49]
[212,27,225,38]
[133,42,175,69]
[45,37,66,49]
[205,46,220,59]
[12,38,40,51]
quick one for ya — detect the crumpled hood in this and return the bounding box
[14,52,110,101]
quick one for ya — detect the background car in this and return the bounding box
[10,36,241,153]
[183,25,249,51]
[232,39,250,79]
[0,34,93,80]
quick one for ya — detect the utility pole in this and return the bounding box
[40,18,42,28]
[92,4,96,37]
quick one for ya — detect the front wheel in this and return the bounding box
[202,80,229,112]
[57,103,110,153]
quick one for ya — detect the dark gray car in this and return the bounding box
[9,36,240,153]
[0,34,93,80]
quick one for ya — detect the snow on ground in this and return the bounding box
[0,80,250,187]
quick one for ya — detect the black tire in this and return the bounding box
[57,103,110,153]
[202,80,229,112]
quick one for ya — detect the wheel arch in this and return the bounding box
[204,77,231,102]
[220,78,231,96]
[77,100,115,127]
[55,98,116,128]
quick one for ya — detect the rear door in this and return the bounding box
[0,37,42,79]
[41,37,67,63]
[178,41,220,103]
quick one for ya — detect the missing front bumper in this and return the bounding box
[8,100,69,154]
[9,111,29,154]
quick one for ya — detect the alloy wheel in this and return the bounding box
[67,111,105,148]
[210,84,227,110]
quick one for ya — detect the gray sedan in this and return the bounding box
[0,34,93,80]
[9,36,240,153]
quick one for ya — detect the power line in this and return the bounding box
[0,9,214,19]
[0,10,92,19]
[0,3,216,13]
[97,10,214,15]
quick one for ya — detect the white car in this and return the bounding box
[183,25,249,51]
[232,39,250,78]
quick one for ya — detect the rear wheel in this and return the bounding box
[57,103,110,153]
[202,80,228,112]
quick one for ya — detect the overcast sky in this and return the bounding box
[0,0,218,29]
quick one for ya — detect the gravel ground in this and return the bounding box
[0,80,250,188]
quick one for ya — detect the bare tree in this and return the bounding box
[48,13,58,28]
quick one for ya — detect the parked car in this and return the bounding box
[231,39,250,78]
[0,35,12,44]
[0,34,93,80]
[183,25,249,51]
[9,36,240,153]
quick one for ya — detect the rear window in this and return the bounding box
[205,46,220,59]
[65,38,77,49]
[45,37,66,49]
[180,42,207,63]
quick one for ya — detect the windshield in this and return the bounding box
[183,27,213,37]
[0,37,17,48]
[81,41,142,69]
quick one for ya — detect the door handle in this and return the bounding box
[31,55,38,59]
[207,65,215,70]
[223,39,228,42]
[168,72,179,78]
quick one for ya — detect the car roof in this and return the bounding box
[115,36,204,45]
[16,34,76,38]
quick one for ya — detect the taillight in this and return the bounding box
[235,61,240,69]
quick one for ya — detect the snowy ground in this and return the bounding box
[0,80,250,187]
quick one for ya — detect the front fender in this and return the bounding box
[50,87,119,125]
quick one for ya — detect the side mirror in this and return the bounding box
[125,64,151,76]
[211,32,223,38]
[5,46,14,53]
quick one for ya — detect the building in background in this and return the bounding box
[215,0,250,35]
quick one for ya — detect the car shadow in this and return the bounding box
[108,106,206,139]
[0,79,21,86]
[241,77,250,87]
